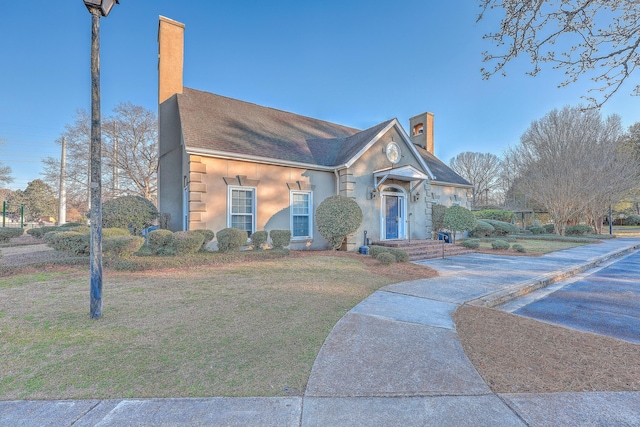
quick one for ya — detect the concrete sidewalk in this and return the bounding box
[2,238,640,426]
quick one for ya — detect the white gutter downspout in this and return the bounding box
[334,169,340,195]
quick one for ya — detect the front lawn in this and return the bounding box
[0,251,435,400]
[472,237,590,255]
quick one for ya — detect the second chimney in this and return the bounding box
[409,112,434,154]
[158,16,185,104]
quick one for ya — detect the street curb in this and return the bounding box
[465,243,640,308]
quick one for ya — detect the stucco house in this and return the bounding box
[158,16,472,251]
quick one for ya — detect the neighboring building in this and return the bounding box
[158,16,472,251]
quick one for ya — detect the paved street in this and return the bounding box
[501,249,640,344]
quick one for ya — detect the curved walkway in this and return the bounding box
[2,239,640,426]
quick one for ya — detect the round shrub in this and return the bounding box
[388,248,409,263]
[462,239,480,249]
[443,206,477,243]
[316,195,363,249]
[172,231,205,254]
[27,226,59,239]
[250,230,268,250]
[193,229,215,245]
[0,228,24,242]
[483,220,520,236]
[432,204,448,233]
[376,252,396,265]
[102,195,158,235]
[66,225,91,235]
[470,220,495,238]
[527,225,546,235]
[513,243,526,253]
[543,224,556,234]
[626,215,640,226]
[368,245,389,258]
[270,230,292,250]
[565,225,593,235]
[491,240,510,250]
[148,229,175,255]
[47,231,90,255]
[103,236,144,257]
[217,227,247,252]
[103,227,131,238]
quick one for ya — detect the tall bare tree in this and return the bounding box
[478,0,640,106]
[511,106,638,235]
[41,103,158,214]
[449,152,502,207]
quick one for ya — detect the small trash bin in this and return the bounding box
[359,245,369,255]
[438,232,451,243]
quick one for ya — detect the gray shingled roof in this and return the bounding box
[415,145,472,187]
[176,87,470,187]
[178,88,362,166]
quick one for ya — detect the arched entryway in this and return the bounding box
[380,185,407,240]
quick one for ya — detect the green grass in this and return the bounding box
[474,237,590,254]
[0,255,411,400]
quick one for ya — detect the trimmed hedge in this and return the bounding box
[368,245,389,258]
[470,220,495,238]
[217,227,248,252]
[270,230,291,250]
[444,206,477,242]
[474,209,514,222]
[565,225,593,235]
[388,248,409,263]
[0,228,24,242]
[102,227,131,238]
[491,240,510,250]
[483,219,520,236]
[173,231,205,254]
[543,224,556,234]
[193,229,215,248]
[527,225,546,235]
[513,243,526,253]
[250,230,268,250]
[103,236,144,257]
[27,226,59,239]
[47,231,90,255]
[148,229,175,255]
[376,252,396,265]
[462,239,480,249]
[626,215,640,226]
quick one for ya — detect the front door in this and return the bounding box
[385,195,400,239]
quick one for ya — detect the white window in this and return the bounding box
[228,186,256,238]
[290,191,312,239]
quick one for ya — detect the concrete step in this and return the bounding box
[371,239,475,261]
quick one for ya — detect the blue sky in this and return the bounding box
[1,1,638,191]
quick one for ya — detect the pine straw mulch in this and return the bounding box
[454,305,640,393]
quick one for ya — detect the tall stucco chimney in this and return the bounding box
[409,112,435,154]
[158,16,185,104]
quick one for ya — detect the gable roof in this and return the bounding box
[175,87,469,188]
[415,145,472,187]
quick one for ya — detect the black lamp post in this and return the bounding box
[84,0,118,319]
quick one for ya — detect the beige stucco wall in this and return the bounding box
[338,127,432,250]
[189,157,335,250]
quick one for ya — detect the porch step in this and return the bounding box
[372,239,475,261]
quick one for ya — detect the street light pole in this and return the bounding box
[89,7,103,319]
[84,0,118,319]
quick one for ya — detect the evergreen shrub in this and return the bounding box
[316,195,363,249]
[368,245,390,258]
[462,239,480,249]
[432,204,447,233]
[376,252,396,265]
[483,219,520,236]
[102,195,158,235]
[148,229,175,255]
[565,225,593,235]
[27,226,58,239]
[217,228,248,252]
[173,231,205,254]
[543,224,556,234]
[193,229,215,248]
[470,220,495,238]
[388,248,409,262]
[513,243,526,253]
[250,230,268,250]
[474,209,514,222]
[0,228,24,242]
[443,206,477,243]
[102,227,131,238]
[626,215,640,226]
[103,236,144,257]
[491,240,510,250]
[47,231,90,255]
[269,230,291,250]
[527,225,546,235]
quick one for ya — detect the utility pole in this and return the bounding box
[58,137,67,225]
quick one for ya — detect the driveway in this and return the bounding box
[501,249,640,344]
